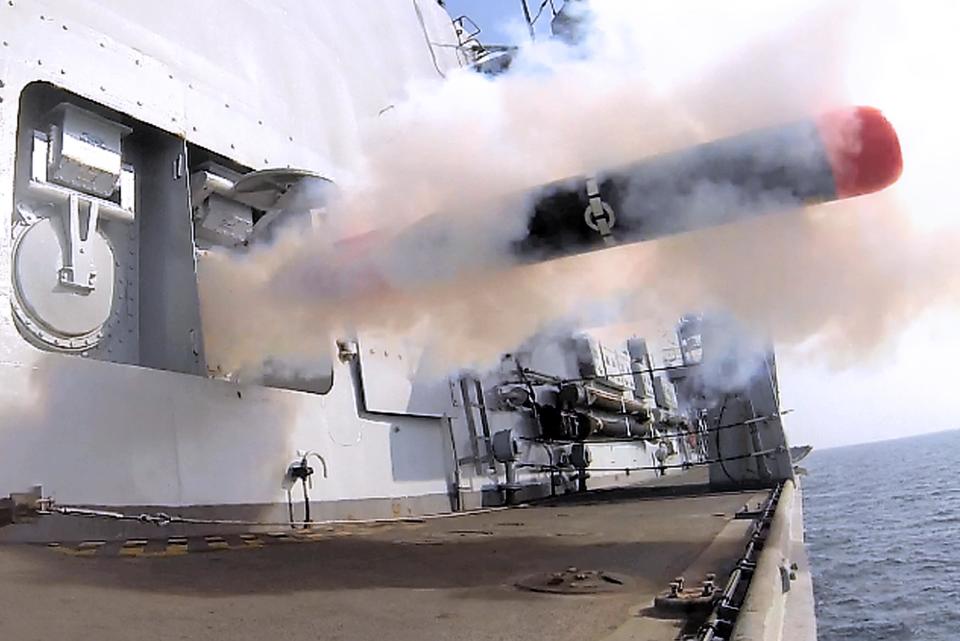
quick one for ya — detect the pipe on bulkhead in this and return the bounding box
[503,460,519,505]
[283,451,327,528]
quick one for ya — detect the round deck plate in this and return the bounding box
[516,568,632,594]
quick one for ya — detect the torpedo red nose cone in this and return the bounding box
[818,106,903,198]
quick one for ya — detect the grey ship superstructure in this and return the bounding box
[0,2,902,640]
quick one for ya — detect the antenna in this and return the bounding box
[520,0,536,40]
[520,0,560,41]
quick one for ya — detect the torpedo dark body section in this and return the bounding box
[516,106,903,260]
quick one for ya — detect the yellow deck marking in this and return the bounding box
[118,539,148,557]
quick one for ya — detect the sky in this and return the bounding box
[440,0,957,450]
[444,0,557,43]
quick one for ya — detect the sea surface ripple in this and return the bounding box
[803,428,960,640]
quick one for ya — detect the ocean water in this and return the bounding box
[803,429,960,641]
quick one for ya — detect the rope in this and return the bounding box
[37,444,785,527]
[37,504,519,529]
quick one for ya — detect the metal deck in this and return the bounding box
[0,484,767,641]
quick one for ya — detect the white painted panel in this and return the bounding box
[357,331,452,417]
[0,0,460,177]
[0,0,465,510]
[169,376,305,506]
[0,355,184,505]
[0,347,453,506]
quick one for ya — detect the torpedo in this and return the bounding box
[319,106,902,298]
[514,105,903,259]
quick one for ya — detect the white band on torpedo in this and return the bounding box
[583,176,616,244]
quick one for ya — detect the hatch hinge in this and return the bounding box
[57,193,100,292]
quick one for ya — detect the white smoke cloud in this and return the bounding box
[198,0,960,377]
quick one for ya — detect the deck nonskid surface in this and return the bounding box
[0,489,760,641]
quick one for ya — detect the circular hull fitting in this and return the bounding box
[515,568,632,594]
[12,218,115,351]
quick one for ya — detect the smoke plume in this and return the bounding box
[198,0,959,377]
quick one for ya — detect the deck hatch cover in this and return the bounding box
[515,568,632,594]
